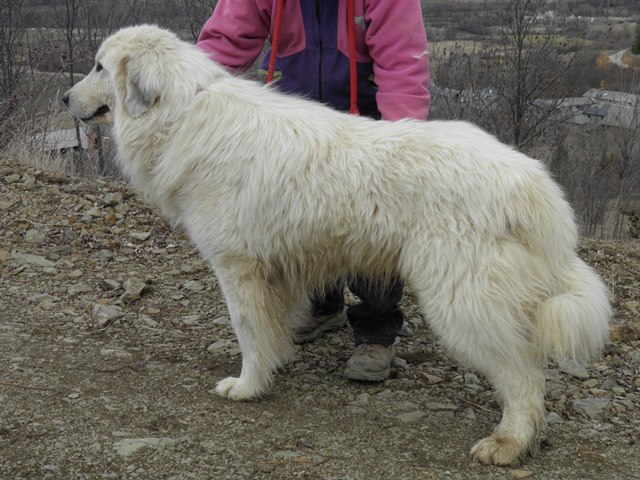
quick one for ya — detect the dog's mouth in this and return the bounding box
[81,105,111,122]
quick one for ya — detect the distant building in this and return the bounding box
[582,89,640,107]
[583,103,612,123]
[580,90,639,129]
[600,104,638,129]
[33,125,112,155]
[33,128,90,152]
[431,83,639,131]
[542,89,639,130]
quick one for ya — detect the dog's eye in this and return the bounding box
[96,63,103,72]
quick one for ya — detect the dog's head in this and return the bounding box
[62,49,114,125]
[64,25,228,126]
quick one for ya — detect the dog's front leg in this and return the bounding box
[213,257,295,400]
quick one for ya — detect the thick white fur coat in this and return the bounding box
[65,25,611,466]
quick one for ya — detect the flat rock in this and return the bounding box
[424,401,458,411]
[0,199,16,210]
[68,283,92,295]
[572,398,611,419]
[119,278,147,303]
[4,173,21,184]
[559,359,589,379]
[68,269,84,279]
[96,249,115,262]
[182,280,205,293]
[464,372,480,384]
[396,410,426,424]
[25,229,47,244]
[137,314,159,327]
[207,339,239,354]
[91,303,125,327]
[582,378,599,389]
[351,393,370,405]
[510,469,535,479]
[212,316,230,326]
[422,373,444,384]
[86,207,102,217]
[103,192,123,206]
[113,437,177,457]
[182,314,201,325]
[129,231,151,241]
[272,451,324,463]
[99,348,132,358]
[546,411,565,425]
[11,251,55,268]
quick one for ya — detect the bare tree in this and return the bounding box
[0,0,26,146]
[42,0,136,176]
[161,0,216,41]
[484,1,587,147]
[546,83,640,239]
[430,0,585,150]
[632,20,640,54]
[565,131,616,238]
[603,78,640,238]
[82,0,145,175]
[85,0,145,53]
[49,0,90,164]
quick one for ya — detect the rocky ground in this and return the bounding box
[1,154,639,480]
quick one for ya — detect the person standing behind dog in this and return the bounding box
[197,0,430,381]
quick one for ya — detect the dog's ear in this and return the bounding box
[114,54,161,118]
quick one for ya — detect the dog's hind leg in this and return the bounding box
[213,256,295,400]
[414,286,545,465]
[468,359,545,465]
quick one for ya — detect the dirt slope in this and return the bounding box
[1,155,639,480]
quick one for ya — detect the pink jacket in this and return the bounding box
[197,0,430,120]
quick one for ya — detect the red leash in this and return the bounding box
[347,0,359,115]
[266,0,359,116]
[266,0,285,84]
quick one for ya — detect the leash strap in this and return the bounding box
[266,0,285,84]
[347,0,359,115]
[267,0,359,117]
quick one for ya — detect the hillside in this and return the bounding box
[1,153,639,479]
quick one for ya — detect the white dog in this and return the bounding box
[64,25,611,465]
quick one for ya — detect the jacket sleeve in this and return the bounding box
[196,0,271,72]
[364,0,430,120]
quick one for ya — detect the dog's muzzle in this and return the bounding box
[80,105,111,122]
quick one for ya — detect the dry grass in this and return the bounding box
[430,40,486,54]
[4,138,75,178]
[621,52,640,69]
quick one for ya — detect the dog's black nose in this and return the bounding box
[62,93,69,105]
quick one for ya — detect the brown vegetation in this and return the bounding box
[1,0,640,238]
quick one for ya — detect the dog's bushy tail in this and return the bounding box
[534,257,611,363]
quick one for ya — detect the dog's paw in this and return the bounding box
[470,435,527,466]
[215,376,261,401]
